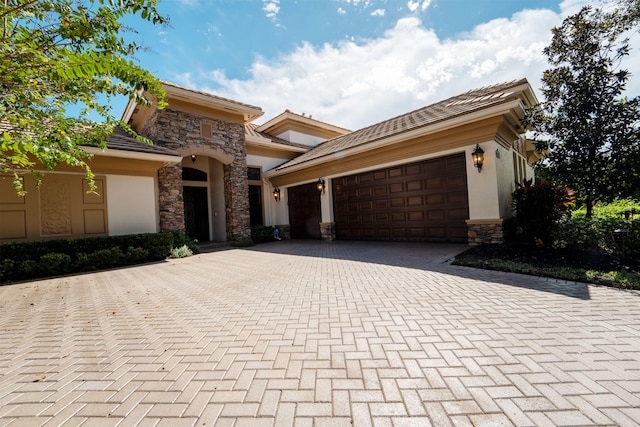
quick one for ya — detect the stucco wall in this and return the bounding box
[246,154,291,172]
[107,175,157,236]
[277,130,325,147]
[496,144,516,220]
[466,141,500,220]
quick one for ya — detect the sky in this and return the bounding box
[121,0,640,131]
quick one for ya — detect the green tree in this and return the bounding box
[1,0,168,194]
[526,1,640,218]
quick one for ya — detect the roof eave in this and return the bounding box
[245,135,309,153]
[83,146,182,166]
[164,84,263,123]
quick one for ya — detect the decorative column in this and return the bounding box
[224,160,251,241]
[158,164,185,232]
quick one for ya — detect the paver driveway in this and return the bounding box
[1,240,639,426]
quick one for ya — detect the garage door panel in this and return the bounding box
[447,176,466,187]
[373,171,386,181]
[389,167,403,178]
[373,186,387,196]
[447,192,467,204]
[375,199,389,209]
[406,180,422,191]
[449,208,469,219]
[408,211,424,221]
[359,188,372,198]
[390,198,404,208]
[426,193,444,204]
[389,183,404,193]
[407,196,423,206]
[405,164,422,175]
[391,212,406,222]
[427,210,445,220]
[333,153,469,242]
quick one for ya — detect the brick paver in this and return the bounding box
[1,240,639,426]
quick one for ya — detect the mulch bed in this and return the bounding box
[455,243,638,273]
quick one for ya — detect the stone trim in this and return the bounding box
[320,222,336,241]
[466,219,504,245]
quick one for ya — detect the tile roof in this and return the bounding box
[2,122,179,157]
[273,78,530,172]
[102,127,180,156]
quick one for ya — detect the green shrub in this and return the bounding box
[0,259,15,282]
[169,245,193,258]
[555,217,639,258]
[251,225,275,244]
[0,232,173,283]
[511,179,574,247]
[86,247,125,270]
[38,253,72,276]
[170,230,200,253]
[572,198,640,219]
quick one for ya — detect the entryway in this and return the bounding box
[183,186,210,242]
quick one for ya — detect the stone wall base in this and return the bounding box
[320,222,336,241]
[466,219,504,245]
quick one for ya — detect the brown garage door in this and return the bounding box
[332,153,469,242]
[288,182,322,239]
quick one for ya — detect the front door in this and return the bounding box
[183,186,210,242]
[288,182,321,239]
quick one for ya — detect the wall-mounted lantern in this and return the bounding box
[471,144,484,172]
[316,178,325,194]
[273,187,281,202]
[191,154,197,163]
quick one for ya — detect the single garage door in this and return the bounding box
[332,153,469,242]
[288,182,322,239]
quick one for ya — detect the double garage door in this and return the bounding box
[332,153,469,242]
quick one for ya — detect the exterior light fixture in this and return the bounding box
[273,187,281,202]
[471,144,484,172]
[316,178,325,194]
[191,154,197,163]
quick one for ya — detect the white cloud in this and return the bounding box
[337,7,346,15]
[407,0,431,12]
[198,3,640,130]
[371,8,385,16]
[262,0,281,26]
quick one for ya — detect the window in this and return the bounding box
[513,152,527,185]
[182,167,207,182]
[247,167,261,181]
[247,167,263,226]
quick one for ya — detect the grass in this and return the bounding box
[452,244,640,290]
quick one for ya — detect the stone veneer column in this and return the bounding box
[466,219,504,245]
[224,160,251,241]
[158,164,185,232]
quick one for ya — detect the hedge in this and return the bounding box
[0,232,173,283]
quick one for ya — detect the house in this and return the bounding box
[0,78,541,245]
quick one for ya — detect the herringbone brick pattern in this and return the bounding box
[1,240,639,426]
